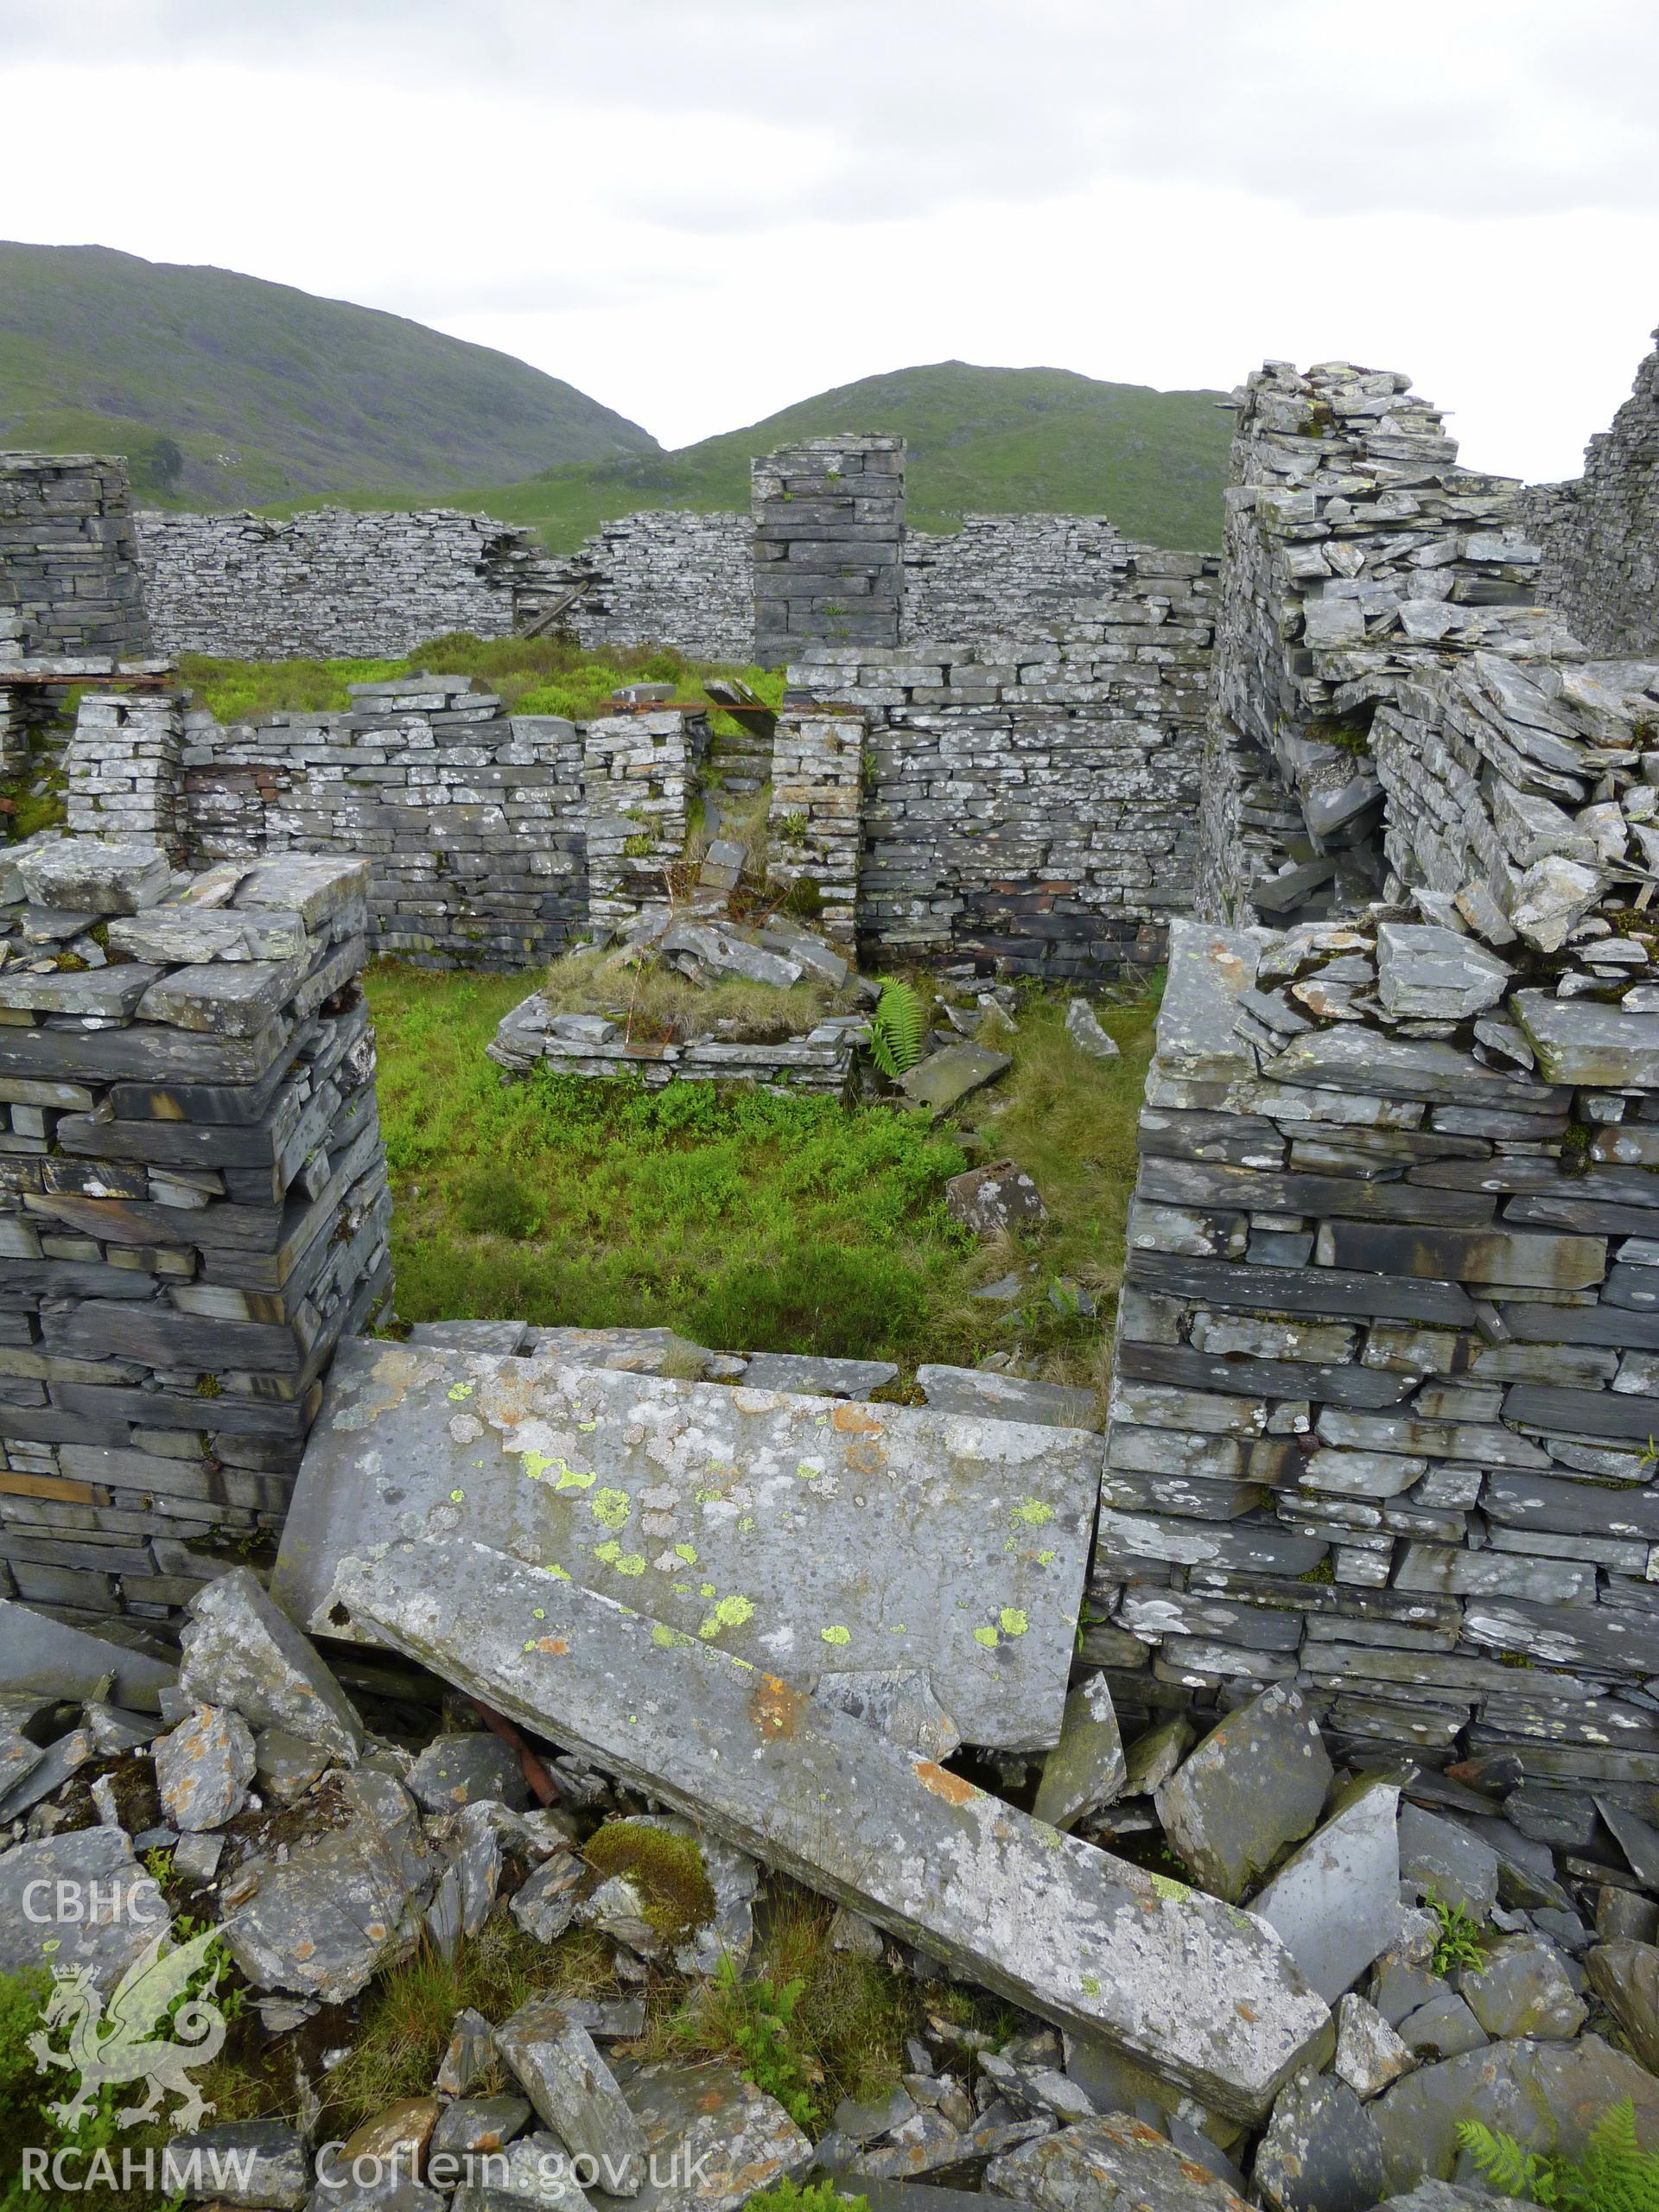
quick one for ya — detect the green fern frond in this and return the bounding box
[868,980,928,1079]
[1459,2104,1659,2212]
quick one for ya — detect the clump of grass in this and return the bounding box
[537,944,846,1046]
[750,2183,868,2212]
[582,1823,716,1947]
[322,1920,616,2134]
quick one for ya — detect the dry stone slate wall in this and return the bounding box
[789,545,1220,977]
[0,837,392,1630]
[902,514,1132,642]
[0,454,149,661]
[1520,330,1659,658]
[1101,350,1659,1798]
[133,507,563,659]
[753,435,906,667]
[543,510,753,664]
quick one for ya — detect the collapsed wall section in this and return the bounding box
[133,507,561,659]
[1520,330,1659,658]
[0,837,392,1631]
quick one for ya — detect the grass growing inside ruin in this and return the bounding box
[177,634,785,727]
[537,944,852,1045]
[367,965,1157,1395]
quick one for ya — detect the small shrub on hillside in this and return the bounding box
[674,1955,818,2131]
[454,1166,545,1241]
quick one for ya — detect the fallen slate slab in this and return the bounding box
[1032,1674,1127,1831]
[614,2060,815,2212]
[338,1534,1331,2122]
[181,1567,362,1763]
[1585,1940,1659,2072]
[988,2113,1250,2212]
[1254,2069,1387,2212]
[0,1826,167,1990]
[1459,1935,1586,2040]
[1370,2034,1659,2190]
[429,2097,532,2159]
[807,1668,961,1760]
[1250,1780,1402,2003]
[155,1702,257,1831]
[221,1768,432,2002]
[493,2000,647,2193]
[0,1599,175,1710]
[1376,926,1510,1022]
[449,2129,591,2209]
[276,1338,1101,1753]
[899,1042,1012,1112]
[1154,1687,1334,1904]
[437,2009,498,2098]
[165,2120,310,2209]
[913,1364,1099,1432]
[407,1732,530,1814]
[1396,1991,1487,2063]
[1123,1717,1194,1796]
[0,1725,94,1821]
[511,1854,584,1943]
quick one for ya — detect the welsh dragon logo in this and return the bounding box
[27,1923,228,2134]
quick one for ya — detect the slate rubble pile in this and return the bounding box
[0,836,392,1627]
[9,1515,1659,2212]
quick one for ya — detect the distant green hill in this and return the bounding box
[0,242,658,506]
[271,361,1235,552]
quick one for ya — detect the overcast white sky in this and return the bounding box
[3,0,1656,479]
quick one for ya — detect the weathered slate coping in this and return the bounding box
[336,1532,1332,2121]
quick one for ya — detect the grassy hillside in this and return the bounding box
[0,243,658,507]
[270,360,1235,552]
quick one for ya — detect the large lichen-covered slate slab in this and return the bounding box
[335,1533,1330,2121]
[274,1338,1101,1752]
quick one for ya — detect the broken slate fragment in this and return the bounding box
[735,1352,899,1398]
[1459,1935,1586,2040]
[912,1363,1098,1431]
[429,2095,531,2158]
[1332,1994,1414,2100]
[437,2008,498,2098]
[1395,1991,1487,2063]
[1395,1805,1497,1920]
[1032,1674,1127,1831]
[1586,1941,1659,2073]
[1250,1779,1402,2003]
[1253,2069,1387,2212]
[165,2120,309,2209]
[221,1768,431,2002]
[1065,1000,1122,1062]
[0,1600,175,1711]
[154,1702,257,1832]
[179,1567,362,1764]
[0,1826,167,1991]
[1154,1686,1334,1904]
[16,838,170,915]
[946,1160,1047,1236]
[493,2000,647,2194]
[340,1534,1331,2123]
[616,2060,815,2212]
[988,2113,1250,2212]
[1123,1716,1194,1797]
[510,1853,584,1944]
[407,1732,531,1814]
[1375,926,1510,1021]
[899,1041,1011,1112]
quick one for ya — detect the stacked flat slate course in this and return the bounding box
[0,454,149,660]
[0,837,392,1629]
[133,507,563,659]
[1099,348,1659,1805]
[903,513,1133,641]
[752,435,906,668]
[544,509,753,664]
[1522,329,1659,658]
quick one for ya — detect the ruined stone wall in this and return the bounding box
[902,514,1133,644]
[1519,331,1659,658]
[133,507,562,659]
[1103,353,1659,1801]
[791,548,1218,976]
[546,510,753,663]
[65,677,589,970]
[0,838,391,1630]
[753,436,906,667]
[0,454,149,661]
